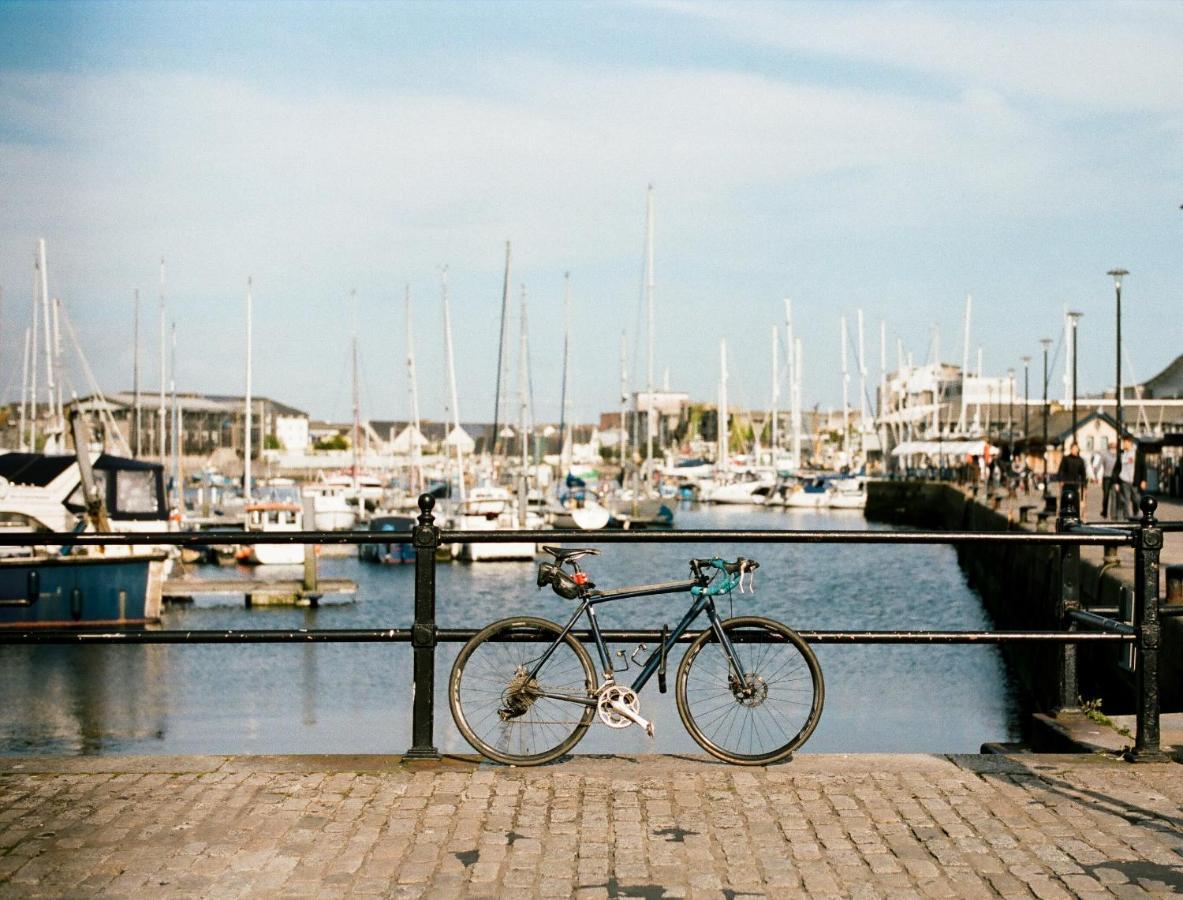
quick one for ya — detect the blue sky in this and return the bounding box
[1,0,1181,425]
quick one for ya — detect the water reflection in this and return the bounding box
[0,504,1021,755]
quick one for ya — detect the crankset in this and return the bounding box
[597,684,654,736]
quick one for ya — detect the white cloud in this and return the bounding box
[658,1,1183,112]
[1,22,1179,418]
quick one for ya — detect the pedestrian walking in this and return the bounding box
[1098,437,1115,519]
[1056,443,1088,509]
[1114,435,1143,519]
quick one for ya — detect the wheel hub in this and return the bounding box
[732,673,768,708]
[499,667,539,720]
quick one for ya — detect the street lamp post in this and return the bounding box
[1067,311,1083,445]
[1021,355,1031,471]
[1007,367,1015,445]
[1040,338,1053,507]
[1107,269,1128,440]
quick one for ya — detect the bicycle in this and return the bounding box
[448,546,824,766]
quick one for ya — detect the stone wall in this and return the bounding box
[866,481,1180,714]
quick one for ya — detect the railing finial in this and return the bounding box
[417,493,436,525]
[1139,494,1157,526]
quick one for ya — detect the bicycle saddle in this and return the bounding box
[541,546,601,564]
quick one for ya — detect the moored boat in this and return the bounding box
[238,502,305,566]
[359,514,416,564]
[0,550,167,628]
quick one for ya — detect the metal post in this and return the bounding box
[1068,311,1082,446]
[1021,356,1030,485]
[406,493,440,759]
[1108,269,1127,442]
[1055,485,1081,712]
[1132,495,1166,761]
[1040,339,1053,511]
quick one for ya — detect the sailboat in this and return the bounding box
[600,186,673,528]
[446,269,539,561]
[545,273,610,530]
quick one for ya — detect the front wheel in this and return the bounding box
[676,616,823,765]
[449,616,598,766]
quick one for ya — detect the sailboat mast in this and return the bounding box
[350,289,360,495]
[19,326,30,451]
[159,258,167,461]
[405,285,423,494]
[491,241,511,459]
[52,297,64,440]
[37,241,58,445]
[619,332,628,467]
[840,316,850,467]
[558,272,571,475]
[958,294,972,432]
[785,298,801,470]
[518,288,531,526]
[770,325,779,461]
[29,249,39,450]
[518,287,529,472]
[857,309,868,447]
[133,288,141,457]
[244,277,253,502]
[718,338,729,470]
[171,321,181,511]
[441,267,466,506]
[644,185,656,469]
[794,337,803,466]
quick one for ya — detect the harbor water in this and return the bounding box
[0,504,1021,756]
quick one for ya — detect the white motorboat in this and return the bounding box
[827,476,868,510]
[458,484,514,517]
[700,470,778,505]
[238,502,305,566]
[778,476,834,508]
[302,482,358,531]
[547,499,611,530]
[452,508,544,562]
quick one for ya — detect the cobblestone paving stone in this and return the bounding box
[0,753,1179,898]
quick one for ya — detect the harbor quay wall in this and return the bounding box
[865,480,1182,717]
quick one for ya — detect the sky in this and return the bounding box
[1,0,1181,427]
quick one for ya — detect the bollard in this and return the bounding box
[1166,564,1183,605]
[1132,496,1166,762]
[406,493,440,760]
[1055,487,1081,712]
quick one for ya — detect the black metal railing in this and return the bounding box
[0,488,1169,762]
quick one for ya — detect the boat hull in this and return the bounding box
[0,552,166,628]
[313,509,358,531]
[244,543,305,566]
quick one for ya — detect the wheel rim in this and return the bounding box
[451,621,595,764]
[679,621,821,763]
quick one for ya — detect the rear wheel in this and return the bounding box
[449,616,598,766]
[676,616,823,765]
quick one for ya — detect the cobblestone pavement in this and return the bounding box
[1,753,1180,898]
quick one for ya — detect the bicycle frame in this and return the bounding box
[525,577,748,703]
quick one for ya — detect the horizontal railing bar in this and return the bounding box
[0,527,1133,547]
[1069,609,1137,635]
[438,529,1132,546]
[1160,606,1183,617]
[0,628,1135,645]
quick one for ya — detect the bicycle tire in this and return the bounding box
[676,616,823,765]
[449,616,598,766]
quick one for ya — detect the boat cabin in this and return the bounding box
[0,452,168,532]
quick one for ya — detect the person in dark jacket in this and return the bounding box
[1057,442,1089,508]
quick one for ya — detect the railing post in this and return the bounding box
[1132,495,1166,762]
[406,493,440,760]
[1054,485,1080,713]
